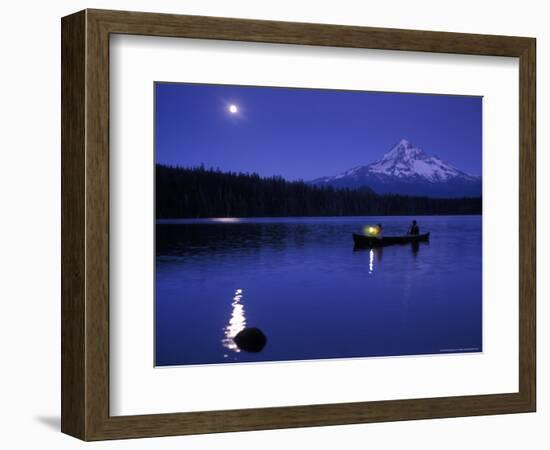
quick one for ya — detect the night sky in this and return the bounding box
[155,82,482,181]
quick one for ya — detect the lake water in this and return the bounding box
[155,215,482,366]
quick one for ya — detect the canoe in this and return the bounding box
[353,232,430,248]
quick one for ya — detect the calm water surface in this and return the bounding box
[155,215,482,366]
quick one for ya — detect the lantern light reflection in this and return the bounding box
[222,288,247,353]
[368,249,374,274]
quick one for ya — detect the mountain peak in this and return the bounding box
[382,139,425,162]
[398,138,413,148]
[369,139,473,182]
[308,139,481,197]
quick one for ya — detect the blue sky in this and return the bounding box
[155,82,482,181]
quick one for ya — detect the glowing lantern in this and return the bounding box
[363,225,380,237]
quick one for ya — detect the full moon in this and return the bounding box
[228,104,238,114]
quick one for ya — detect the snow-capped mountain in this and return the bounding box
[309,139,482,198]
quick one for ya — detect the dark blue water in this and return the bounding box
[155,216,482,366]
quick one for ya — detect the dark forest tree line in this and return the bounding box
[156,164,482,218]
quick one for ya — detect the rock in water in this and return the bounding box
[234,327,267,353]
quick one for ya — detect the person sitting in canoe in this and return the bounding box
[407,220,420,235]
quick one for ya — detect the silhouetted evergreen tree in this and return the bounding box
[156,164,482,218]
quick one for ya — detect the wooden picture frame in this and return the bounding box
[61,9,536,441]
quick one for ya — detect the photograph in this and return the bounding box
[154,82,483,367]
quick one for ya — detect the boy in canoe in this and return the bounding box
[408,220,420,235]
